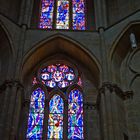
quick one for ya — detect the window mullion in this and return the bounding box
[84,0,87,30]
[43,99,49,140]
[63,100,68,139]
[69,0,73,30]
[53,0,57,29]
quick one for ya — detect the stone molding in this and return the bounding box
[0,80,24,90]
[97,82,133,105]
[84,102,96,110]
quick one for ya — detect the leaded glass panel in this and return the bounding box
[68,88,84,139]
[48,95,64,139]
[26,88,45,139]
[39,0,86,30]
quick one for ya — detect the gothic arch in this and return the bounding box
[0,20,15,55]
[109,21,140,84]
[0,21,15,82]
[21,34,101,88]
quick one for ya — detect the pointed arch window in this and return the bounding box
[39,0,86,30]
[26,63,84,139]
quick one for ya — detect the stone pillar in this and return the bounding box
[94,0,107,29]
[84,103,99,140]
[43,99,49,140]
[10,83,24,140]
[97,82,133,140]
[2,81,23,140]
[18,0,34,27]
[0,81,11,139]
[19,98,30,140]
[64,100,68,140]
[99,27,109,82]
[83,103,89,140]
[98,90,108,140]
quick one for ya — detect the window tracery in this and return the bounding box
[39,0,86,30]
[26,63,84,139]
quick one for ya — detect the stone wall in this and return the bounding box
[106,0,140,26]
[0,0,140,140]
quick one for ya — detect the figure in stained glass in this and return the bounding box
[68,88,84,139]
[39,0,86,30]
[26,88,45,139]
[48,94,64,139]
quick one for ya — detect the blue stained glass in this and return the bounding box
[66,72,75,81]
[49,95,64,113]
[27,113,44,126]
[72,0,85,30]
[68,89,83,103]
[39,0,86,30]
[26,88,45,139]
[68,102,83,114]
[46,80,56,88]
[59,65,69,72]
[53,71,65,82]
[68,89,84,139]
[39,0,54,29]
[73,0,85,14]
[49,114,63,126]
[68,126,84,139]
[41,72,50,80]
[73,14,85,30]
[56,0,69,29]
[26,125,43,139]
[47,126,63,139]
[68,114,83,126]
[30,88,45,102]
[40,64,75,88]
[29,101,45,113]
[58,80,69,88]
[48,94,64,139]
[47,65,57,72]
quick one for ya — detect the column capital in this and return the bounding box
[3,80,24,89]
[97,82,133,103]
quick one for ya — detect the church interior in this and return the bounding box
[0,0,140,139]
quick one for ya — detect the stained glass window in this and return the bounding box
[48,95,64,139]
[40,64,75,89]
[39,0,55,29]
[68,88,84,139]
[26,88,45,139]
[27,63,84,139]
[39,0,86,30]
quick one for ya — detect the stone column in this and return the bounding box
[98,90,108,140]
[94,0,107,29]
[99,27,109,82]
[18,0,34,27]
[83,103,89,140]
[10,83,24,140]
[43,99,49,140]
[0,81,11,139]
[97,83,133,140]
[2,81,23,140]
[19,98,30,140]
[64,100,68,140]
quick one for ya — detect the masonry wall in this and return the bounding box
[106,0,140,26]
[0,0,140,140]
